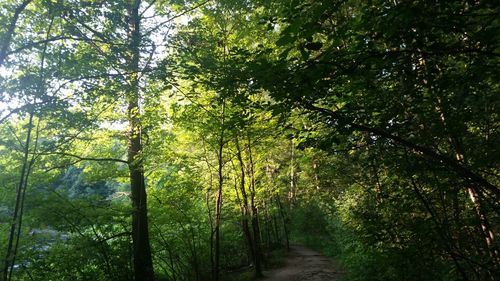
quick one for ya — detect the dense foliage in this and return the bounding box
[0,0,498,281]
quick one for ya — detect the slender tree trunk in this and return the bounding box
[3,13,51,279]
[265,164,281,248]
[126,1,155,280]
[212,98,225,281]
[201,138,215,279]
[453,141,499,266]
[263,202,272,250]
[275,195,290,251]
[435,97,499,266]
[288,139,296,208]
[8,117,40,281]
[232,176,250,264]
[189,226,200,281]
[2,112,34,281]
[272,213,280,247]
[235,137,255,268]
[370,157,383,205]
[213,179,222,281]
[246,136,263,277]
[312,158,320,190]
[408,176,470,281]
[206,191,215,279]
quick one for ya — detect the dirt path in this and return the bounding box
[259,244,344,281]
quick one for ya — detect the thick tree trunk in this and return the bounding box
[127,1,155,280]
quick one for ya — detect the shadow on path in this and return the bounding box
[259,244,344,281]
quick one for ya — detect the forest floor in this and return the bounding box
[259,244,344,281]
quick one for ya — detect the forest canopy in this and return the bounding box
[0,0,498,281]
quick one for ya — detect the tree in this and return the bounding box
[1,0,496,280]
[246,0,499,279]
[125,1,154,279]
[0,0,179,279]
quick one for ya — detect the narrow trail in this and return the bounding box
[260,244,344,281]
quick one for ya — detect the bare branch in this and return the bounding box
[143,0,212,37]
[6,36,126,57]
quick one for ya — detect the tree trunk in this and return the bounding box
[247,136,263,277]
[435,96,499,267]
[263,202,272,250]
[311,156,320,191]
[201,138,215,280]
[212,98,226,281]
[275,195,290,251]
[3,15,51,279]
[8,117,40,281]
[288,139,296,208]
[205,191,215,280]
[408,176,470,281]
[454,141,499,266]
[126,1,155,280]
[272,213,280,247]
[235,137,255,268]
[213,174,222,281]
[2,112,34,281]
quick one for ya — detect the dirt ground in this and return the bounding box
[259,244,344,281]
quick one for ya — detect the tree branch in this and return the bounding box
[40,151,128,164]
[6,36,126,57]
[0,0,33,66]
[143,0,212,37]
[304,103,500,198]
